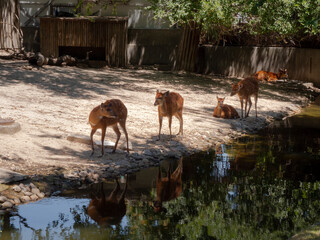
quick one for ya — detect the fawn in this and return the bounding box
[213,97,239,119]
[88,177,127,226]
[89,99,129,156]
[255,68,288,82]
[230,77,259,118]
[154,90,184,140]
[154,157,183,213]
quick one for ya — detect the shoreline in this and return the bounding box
[0,59,319,205]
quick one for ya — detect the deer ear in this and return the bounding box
[239,84,243,89]
[164,91,170,97]
[156,90,159,93]
[216,96,218,100]
[100,103,104,109]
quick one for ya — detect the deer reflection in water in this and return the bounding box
[154,157,183,213]
[88,177,127,226]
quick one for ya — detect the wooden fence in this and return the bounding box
[40,17,128,67]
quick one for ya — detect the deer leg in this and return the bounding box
[119,175,128,204]
[255,94,258,118]
[108,179,120,201]
[175,112,183,136]
[119,121,129,154]
[90,128,97,156]
[240,98,244,119]
[168,116,172,138]
[112,124,121,153]
[158,116,163,140]
[99,126,106,157]
[246,98,252,118]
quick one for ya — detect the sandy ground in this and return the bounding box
[0,59,317,178]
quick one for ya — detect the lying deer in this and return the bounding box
[89,99,129,156]
[230,77,259,118]
[213,97,239,119]
[254,68,288,82]
[153,157,183,213]
[154,90,184,140]
[88,178,128,226]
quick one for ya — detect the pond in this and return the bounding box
[0,97,320,240]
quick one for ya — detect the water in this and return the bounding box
[1,97,320,240]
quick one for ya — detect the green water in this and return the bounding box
[0,97,320,240]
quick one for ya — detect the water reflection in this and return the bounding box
[153,157,183,213]
[88,177,127,226]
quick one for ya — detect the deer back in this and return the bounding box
[231,77,258,99]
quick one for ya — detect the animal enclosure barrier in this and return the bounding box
[40,17,128,67]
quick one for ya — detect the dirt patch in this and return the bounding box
[0,59,318,181]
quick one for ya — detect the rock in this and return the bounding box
[1,201,13,209]
[12,185,21,192]
[30,195,38,201]
[0,196,8,203]
[79,171,87,178]
[31,188,41,195]
[120,141,133,151]
[20,196,31,203]
[37,192,45,199]
[0,122,21,134]
[23,191,33,196]
[13,198,21,204]
[131,153,143,160]
[0,168,27,184]
[29,183,36,189]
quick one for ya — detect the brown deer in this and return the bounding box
[230,77,259,118]
[153,157,183,213]
[89,99,129,156]
[254,68,288,82]
[154,90,184,140]
[213,97,240,119]
[88,178,128,226]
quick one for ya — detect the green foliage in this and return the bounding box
[146,0,320,44]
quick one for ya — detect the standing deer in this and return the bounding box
[230,77,259,118]
[213,97,239,119]
[89,99,129,156]
[88,177,128,226]
[153,157,183,213]
[154,90,184,140]
[254,68,288,82]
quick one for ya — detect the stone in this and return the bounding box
[0,168,27,184]
[20,196,31,203]
[0,196,8,203]
[30,195,38,201]
[31,188,41,195]
[23,191,33,196]
[79,171,87,178]
[29,183,36,189]
[0,122,21,134]
[12,185,21,192]
[13,198,21,204]
[1,201,13,209]
[120,141,133,151]
[37,192,45,199]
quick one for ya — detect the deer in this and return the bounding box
[254,68,288,82]
[213,97,240,119]
[89,99,129,157]
[153,157,183,213]
[154,90,184,140]
[88,177,128,226]
[230,77,259,119]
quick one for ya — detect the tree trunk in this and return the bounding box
[0,0,23,50]
[174,21,201,72]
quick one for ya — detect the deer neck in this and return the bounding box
[159,102,168,114]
